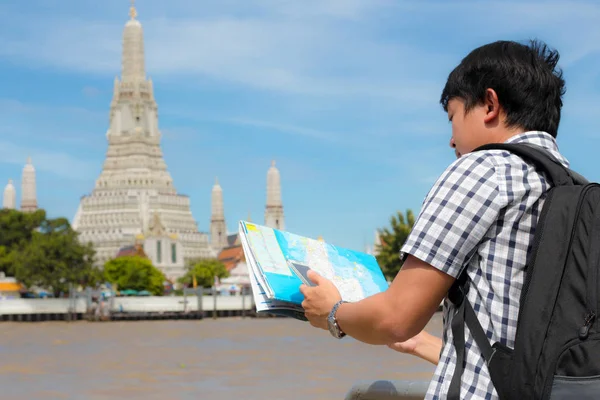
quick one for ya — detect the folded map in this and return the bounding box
[238,221,389,321]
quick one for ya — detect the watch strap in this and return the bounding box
[329,300,348,338]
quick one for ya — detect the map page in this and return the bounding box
[239,221,389,320]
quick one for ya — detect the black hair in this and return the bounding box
[440,39,566,138]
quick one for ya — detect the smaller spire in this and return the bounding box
[247,211,252,222]
[27,156,32,164]
[212,177,222,192]
[271,160,276,167]
[3,179,16,210]
[129,0,137,20]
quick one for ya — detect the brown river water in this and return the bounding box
[0,313,442,400]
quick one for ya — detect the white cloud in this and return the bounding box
[393,0,600,67]
[0,141,98,181]
[208,117,342,142]
[0,98,106,148]
[82,86,103,98]
[0,99,103,121]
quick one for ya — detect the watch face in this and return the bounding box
[327,314,338,337]
[327,300,345,339]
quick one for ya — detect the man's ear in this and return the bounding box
[483,88,501,124]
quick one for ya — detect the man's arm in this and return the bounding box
[301,153,502,344]
[333,254,455,345]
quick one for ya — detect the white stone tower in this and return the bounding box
[2,179,16,210]
[72,3,213,269]
[373,230,382,256]
[264,160,285,230]
[20,157,37,212]
[210,177,228,252]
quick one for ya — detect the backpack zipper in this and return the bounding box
[579,312,596,340]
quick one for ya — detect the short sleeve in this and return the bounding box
[400,152,506,278]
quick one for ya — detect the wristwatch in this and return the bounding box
[327,300,348,339]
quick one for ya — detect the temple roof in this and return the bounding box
[218,245,245,271]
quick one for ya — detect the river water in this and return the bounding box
[0,313,442,400]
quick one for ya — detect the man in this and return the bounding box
[300,39,568,399]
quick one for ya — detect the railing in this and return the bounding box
[0,291,254,319]
[344,380,429,400]
[0,298,88,314]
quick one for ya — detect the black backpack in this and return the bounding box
[447,143,600,400]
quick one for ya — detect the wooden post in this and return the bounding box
[242,288,246,318]
[196,287,203,319]
[68,283,74,322]
[183,288,187,313]
[212,286,217,319]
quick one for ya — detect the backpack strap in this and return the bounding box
[474,143,588,187]
[447,272,495,399]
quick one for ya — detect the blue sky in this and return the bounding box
[1,0,600,252]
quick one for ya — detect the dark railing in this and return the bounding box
[344,379,429,400]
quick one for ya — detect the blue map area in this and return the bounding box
[274,229,389,301]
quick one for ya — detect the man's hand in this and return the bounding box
[299,270,342,330]
[387,335,420,354]
[387,330,442,365]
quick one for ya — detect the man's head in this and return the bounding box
[440,40,566,158]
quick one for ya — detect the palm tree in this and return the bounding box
[375,209,415,280]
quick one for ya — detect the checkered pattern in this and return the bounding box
[400,131,570,399]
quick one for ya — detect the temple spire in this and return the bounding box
[129,0,137,20]
[122,0,145,82]
[2,179,16,210]
[265,160,285,230]
[266,160,282,207]
[210,178,227,252]
[20,157,37,213]
[211,178,224,218]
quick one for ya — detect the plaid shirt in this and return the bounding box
[400,131,570,399]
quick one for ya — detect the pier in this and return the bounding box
[0,288,257,322]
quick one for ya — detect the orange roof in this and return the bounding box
[116,244,148,259]
[0,282,23,291]
[218,245,245,271]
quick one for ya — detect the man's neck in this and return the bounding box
[492,127,525,144]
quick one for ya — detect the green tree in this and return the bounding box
[0,245,16,276]
[0,209,47,275]
[104,256,166,296]
[11,216,102,297]
[179,258,229,288]
[376,209,416,280]
[0,208,46,248]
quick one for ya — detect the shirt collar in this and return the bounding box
[504,131,569,167]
